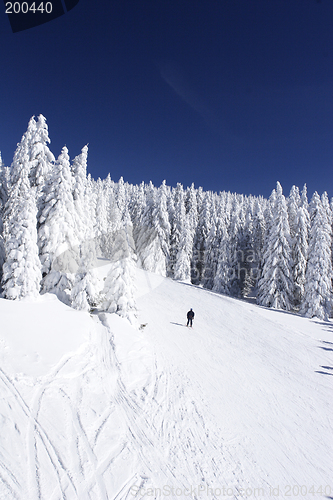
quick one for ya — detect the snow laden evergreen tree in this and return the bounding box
[224,201,245,298]
[102,201,137,325]
[202,212,226,290]
[94,178,109,256]
[38,146,80,302]
[104,175,122,258]
[300,192,333,320]
[2,163,41,299]
[10,115,55,216]
[240,203,255,297]
[257,182,294,310]
[185,184,198,257]
[252,198,266,289]
[3,127,34,287]
[115,176,127,222]
[86,173,96,214]
[192,191,212,284]
[131,182,147,282]
[168,184,182,277]
[330,196,333,222]
[71,145,97,270]
[287,185,301,240]
[202,194,223,290]
[70,148,100,311]
[106,176,133,261]
[191,185,205,281]
[321,191,332,223]
[135,181,170,276]
[258,189,275,279]
[166,189,176,277]
[222,191,233,229]
[201,220,217,290]
[135,181,155,271]
[301,184,310,237]
[196,186,204,216]
[71,246,99,312]
[212,217,230,295]
[177,183,198,282]
[210,193,237,296]
[86,173,98,244]
[0,156,9,284]
[151,180,170,275]
[287,185,309,307]
[71,268,99,311]
[130,181,146,240]
[321,191,333,269]
[300,184,311,232]
[185,183,198,235]
[228,198,256,298]
[28,115,55,212]
[173,216,192,281]
[0,152,8,210]
[71,145,89,236]
[169,183,190,280]
[103,255,137,324]
[172,184,193,281]
[108,190,122,237]
[293,206,309,307]
[116,177,134,254]
[10,117,37,187]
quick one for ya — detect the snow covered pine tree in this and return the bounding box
[2,161,41,299]
[257,182,294,310]
[300,192,333,320]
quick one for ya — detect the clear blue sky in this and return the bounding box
[1,0,333,198]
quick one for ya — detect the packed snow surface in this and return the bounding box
[0,268,332,500]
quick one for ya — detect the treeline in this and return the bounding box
[0,116,332,322]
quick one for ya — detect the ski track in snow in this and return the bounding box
[0,313,251,500]
[0,270,333,499]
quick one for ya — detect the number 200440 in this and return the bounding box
[285,485,332,496]
[5,2,53,14]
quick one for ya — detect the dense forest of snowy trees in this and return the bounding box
[0,116,333,321]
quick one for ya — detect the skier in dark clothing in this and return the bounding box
[187,308,195,327]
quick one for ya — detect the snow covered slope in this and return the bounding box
[0,269,332,500]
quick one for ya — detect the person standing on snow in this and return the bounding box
[187,308,195,327]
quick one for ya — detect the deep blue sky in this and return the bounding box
[1,0,333,198]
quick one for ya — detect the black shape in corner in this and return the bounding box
[64,0,79,12]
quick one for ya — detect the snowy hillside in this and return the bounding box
[0,267,332,500]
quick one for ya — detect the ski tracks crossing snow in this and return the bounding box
[0,308,228,500]
[0,314,138,500]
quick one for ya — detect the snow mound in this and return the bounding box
[0,293,92,377]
